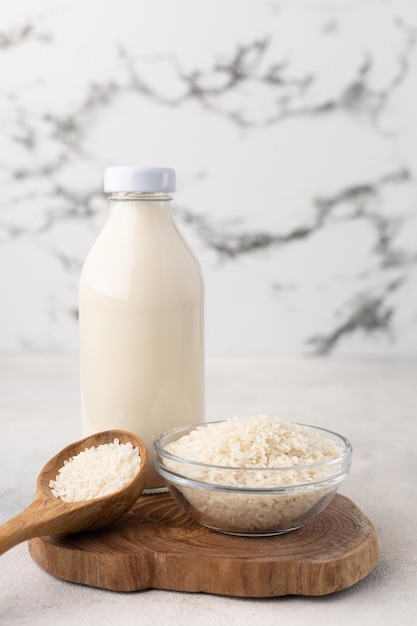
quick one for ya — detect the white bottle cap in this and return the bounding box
[104,166,176,193]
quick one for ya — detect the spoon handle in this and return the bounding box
[0,497,60,555]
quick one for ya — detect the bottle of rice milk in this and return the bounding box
[79,166,204,491]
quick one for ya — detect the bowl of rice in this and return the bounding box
[154,415,352,536]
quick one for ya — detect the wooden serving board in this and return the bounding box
[28,493,378,597]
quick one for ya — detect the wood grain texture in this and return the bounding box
[28,493,378,597]
[0,430,147,555]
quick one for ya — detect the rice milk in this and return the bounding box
[79,167,204,490]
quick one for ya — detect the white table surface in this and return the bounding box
[0,355,416,626]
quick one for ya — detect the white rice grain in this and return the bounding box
[49,438,141,502]
[165,415,343,488]
[163,416,346,533]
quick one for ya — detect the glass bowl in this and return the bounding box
[154,421,352,537]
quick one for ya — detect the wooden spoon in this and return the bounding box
[0,430,148,556]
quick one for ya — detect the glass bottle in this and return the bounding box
[79,166,204,491]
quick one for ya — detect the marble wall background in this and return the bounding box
[0,0,416,357]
